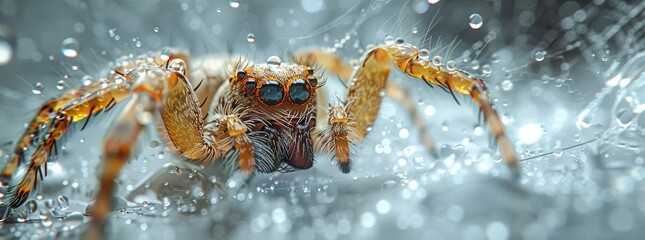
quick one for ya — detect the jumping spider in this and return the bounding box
[0,42,518,235]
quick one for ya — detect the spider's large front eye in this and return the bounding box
[289,79,311,104]
[258,80,284,105]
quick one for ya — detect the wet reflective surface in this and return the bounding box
[0,0,644,239]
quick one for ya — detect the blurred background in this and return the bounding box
[0,0,643,239]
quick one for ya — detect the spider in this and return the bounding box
[0,41,518,236]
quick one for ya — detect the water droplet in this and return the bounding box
[615,108,634,127]
[168,58,187,74]
[411,27,418,34]
[246,33,255,43]
[553,146,563,157]
[384,35,395,45]
[149,140,160,148]
[468,14,483,29]
[501,80,513,91]
[160,48,171,61]
[57,195,69,210]
[229,0,240,8]
[108,28,117,38]
[61,38,80,58]
[26,200,38,214]
[412,154,425,169]
[486,222,509,240]
[470,60,480,70]
[32,82,44,95]
[424,105,436,116]
[0,35,12,65]
[576,108,592,128]
[446,60,457,71]
[266,56,281,67]
[419,49,430,60]
[376,200,391,214]
[481,64,492,75]
[428,0,440,4]
[399,128,409,139]
[0,202,9,221]
[432,55,443,65]
[82,76,92,86]
[153,27,160,33]
[381,180,397,189]
[573,134,581,142]
[395,38,405,44]
[534,51,546,61]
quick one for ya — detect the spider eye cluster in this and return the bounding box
[237,70,317,106]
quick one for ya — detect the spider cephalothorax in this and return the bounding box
[213,60,324,172]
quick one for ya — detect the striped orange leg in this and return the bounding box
[86,94,150,239]
[3,84,131,208]
[1,103,55,184]
[347,44,518,170]
[298,50,441,172]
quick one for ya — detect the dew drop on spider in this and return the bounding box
[418,49,430,60]
[60,37,80,58]
[246,33,256,43]
[266,56,282,67]
[168,59,187,74]
[446,60,457,71]
[468,13,483,29]
[32,82,44,95]
[432,55,443,66]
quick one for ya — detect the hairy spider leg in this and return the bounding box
[1,76,132,208]
[1,51,257,222]
[353,44,518,169]
[295,49,441,171]
[86,94,150,240]
[0,75,132,184]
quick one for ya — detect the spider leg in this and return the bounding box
[298,49,441,172]
[2,81,131,208]
[86,94,151,239]
[385,83,440,158]
[348,44,518,170]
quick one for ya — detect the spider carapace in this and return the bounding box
[0,42,518,236]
